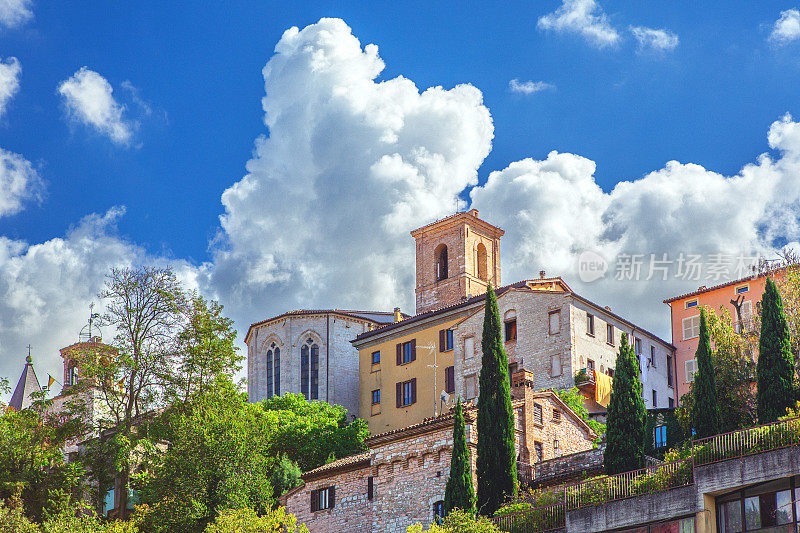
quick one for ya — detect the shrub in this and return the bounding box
[0,503,38,533]
[407,509,500,533]
[204,507,308,533]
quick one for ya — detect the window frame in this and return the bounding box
[682,315,700,340]
[533,403,543,426]
[606,323,614,345]
[650,345,656,367]
[504,319,517,342]
[371,389,381,405]
[685,358,698,383]
[311,486,335,512]
[736,284,749,294]
[371,350,381,365]
[586,313,595,336]
[652,389,657,408]
[685,298,699,309]
[548,310,561,335]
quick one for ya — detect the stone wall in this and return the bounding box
[247,312,373,417]
[531,444,605,488]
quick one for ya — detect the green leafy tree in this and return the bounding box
[136,378,275,533]
[204,507,308,533]
[603,332,646,474]
[677,308,756,434]
[170,294,242,406]
[444,397,475,516]
[260,393,369,471]
[693,310,720,438]
[476,285,516,516]
[0,400,86,523]
[758,277,796,423]
[78,267,187,517]
[268,455,302,498]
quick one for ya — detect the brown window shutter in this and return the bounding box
[330,486,336,508]
[310,489,317,512]
[396,343,402,365]
[445,366,455,394]
[411,378,417,405]
[411,339,417,361]
[396,382,402,408]
[439,330,446,352]
[367,476,374,500]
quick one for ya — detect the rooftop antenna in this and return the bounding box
[79,303,102,342]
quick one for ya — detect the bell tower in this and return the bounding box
[411,209,504,314]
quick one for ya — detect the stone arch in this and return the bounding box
[259,333,283,353]
[476,243,488,280]
[504,309,516,321]
[434,243,448,281]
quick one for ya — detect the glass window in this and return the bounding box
[534,441,543,462]
[652,389,658,408]
[651,345,656,367]
[103,484,115,516]
[776,490,793,525]
[587,359,595,374]
[587,313,595,336]
[371,351,380,365]
[301,339,319,400]
[274,346,280,396]
[737,285,749,294]
[718,499,743,533]
[266,349,273,398]
[554,439,561,457]
[745,495,761,530]
[310,343,319,400]
[654,425,667,448]
[445,329,454,350]
[301,344,309,398]
[686,299,698,309]
[607,324,615,345]
[433,500,445,524]
[371,389,380,405]
[401,341,414,364]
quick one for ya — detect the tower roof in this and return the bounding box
[9,354,42,410]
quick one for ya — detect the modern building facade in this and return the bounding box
[354,210,676,434]
[245,309,397,417]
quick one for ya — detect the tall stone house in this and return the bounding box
[244,309,398,417]
[282,377,597,533]
[353,209,676,434]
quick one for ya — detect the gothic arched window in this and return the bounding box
[273,345,280,396]
[434,244,448,281]
[266,348,273,398]
[476,243,488,280]
[301,338,320,400]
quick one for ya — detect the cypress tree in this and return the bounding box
[693,309,720,438]
[604,332,646,474]
[757,277,795,423]
[444,397,475,516]
[476,285,516,516]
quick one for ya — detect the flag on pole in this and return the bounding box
[48,375,57,389]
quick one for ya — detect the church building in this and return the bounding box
[244,309,399,417]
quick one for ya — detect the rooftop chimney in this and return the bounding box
[393,307,402,323]
[539,270,546,279]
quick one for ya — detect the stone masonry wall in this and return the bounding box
[247,313,372,417]
[453,289,574,404]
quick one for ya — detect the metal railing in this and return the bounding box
[490,503,565,533]
[563,458,693,510]
[693,416,800,466]
[491,416,800,525]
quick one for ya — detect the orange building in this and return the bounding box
[663,270,781,401]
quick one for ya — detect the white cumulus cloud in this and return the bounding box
[58,67,135,145]
[630,26,679,52]
[201,17,493,325]
[538,0,621,48]
[0,57,20,118]
[0,207,200,385]
[509,79,555,95]
[769,9,800,45]
[0,0,32,28]
[471,114,800,334]
[0,147,41,218]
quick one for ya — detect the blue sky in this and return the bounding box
[3,0,800,382]
[3,1,798,258]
